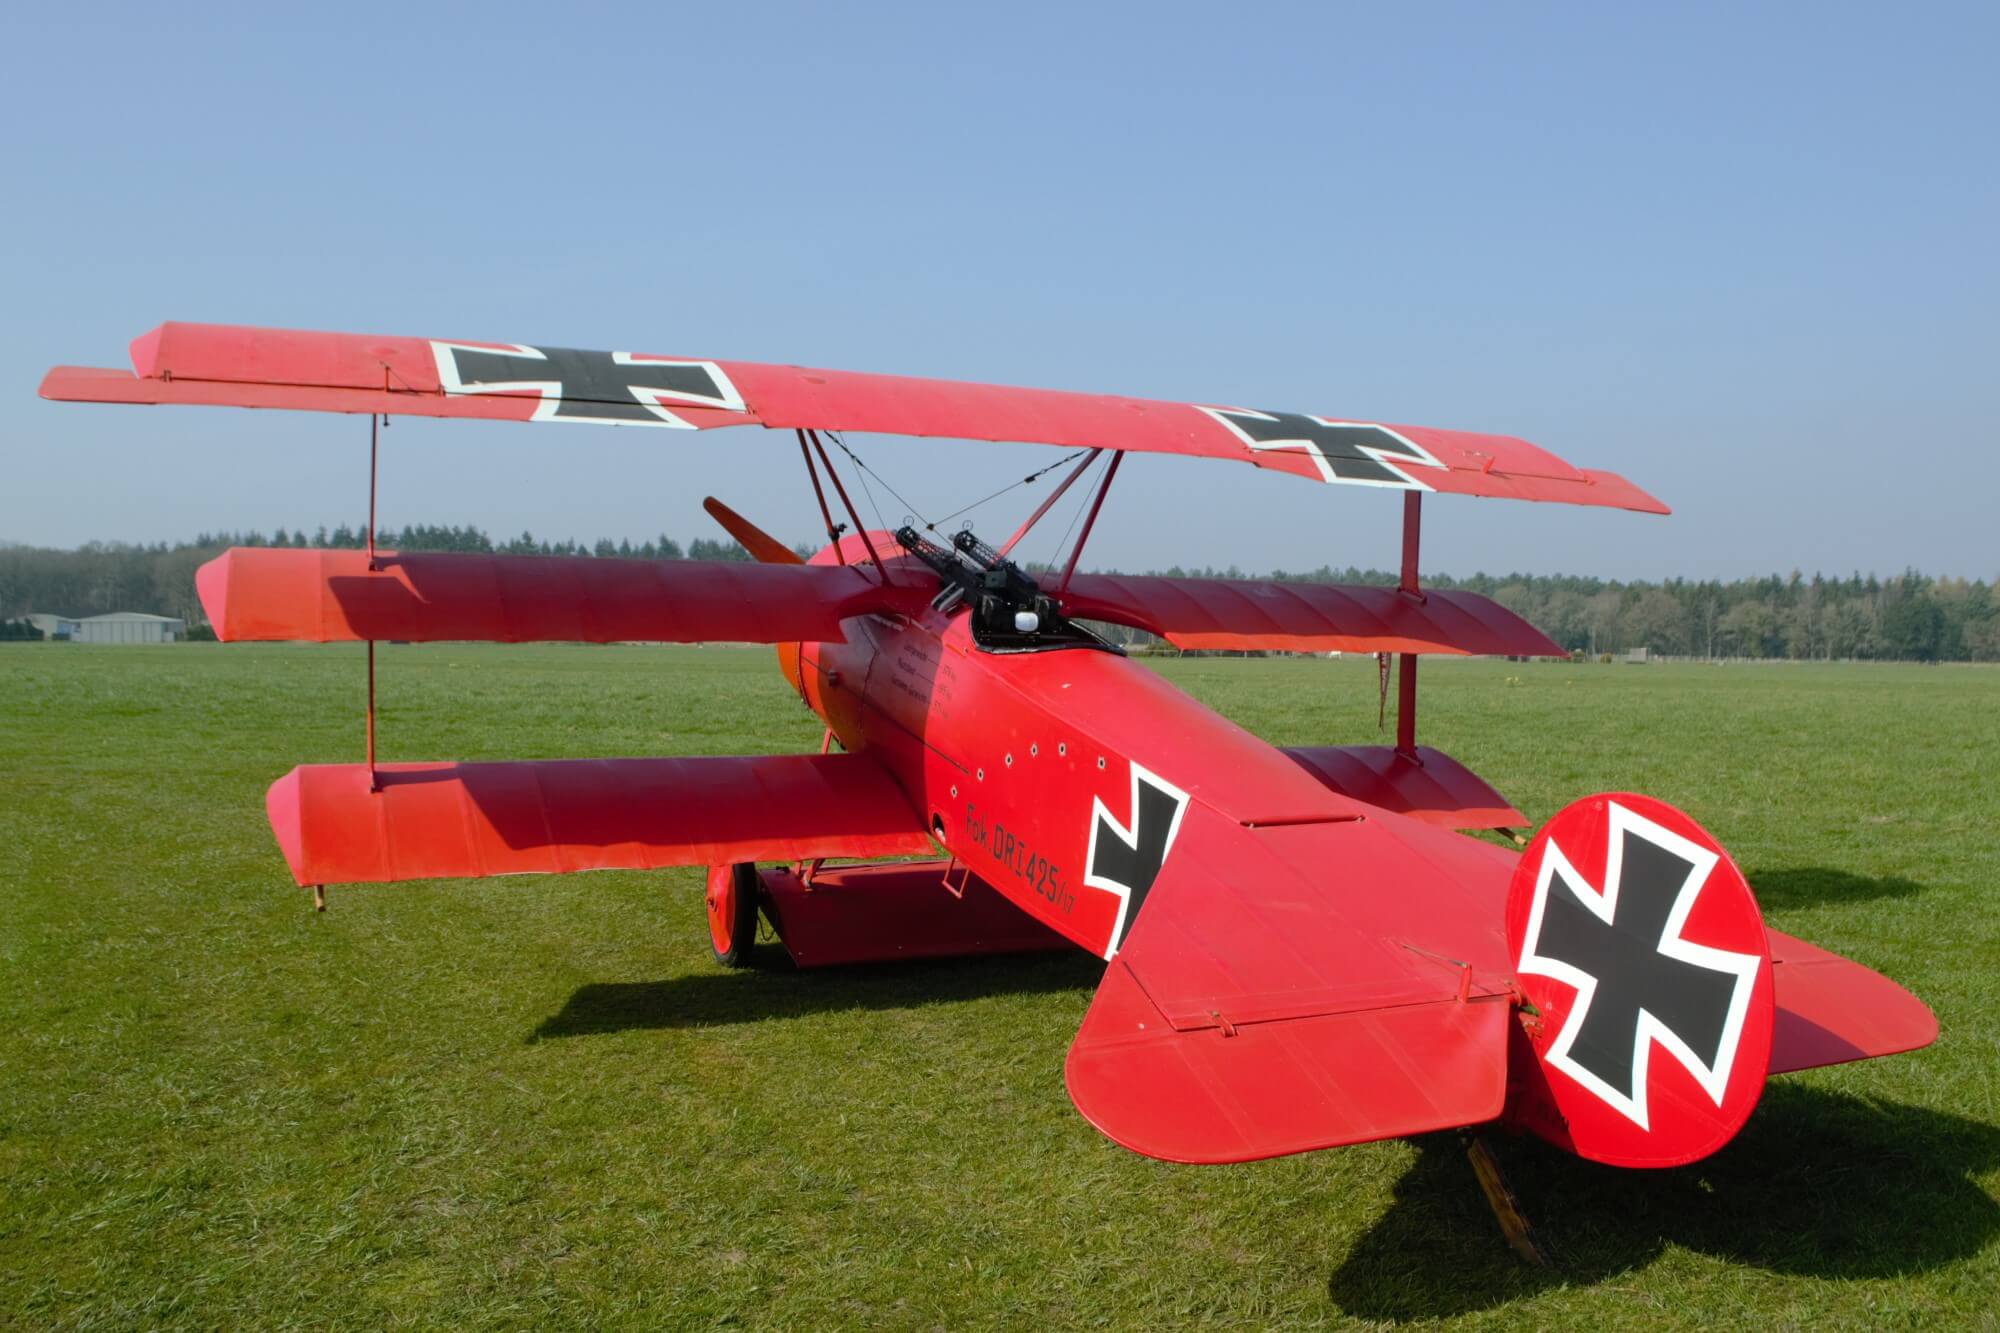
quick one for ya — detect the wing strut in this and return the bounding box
[806,429,892,580]
[998,448,1101,558]
[1057,451,1124,593]
[364,412,387,796]
[796,429,846,563]
[1397,491,1421,758]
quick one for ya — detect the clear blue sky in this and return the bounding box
[4,2,1994,580]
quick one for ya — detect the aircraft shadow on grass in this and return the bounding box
[530,949,1105,1041]
[1329,1085,2000,1320]
[1745,866,1926,913]
[531,890,1966,1315]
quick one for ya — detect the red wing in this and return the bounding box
[1060,573,1565,657]
[266,755,932,887]
[1066,802,1520,1163]
[1066,957,1511,1164]
[42,322,1668,513]
[196,547,929,644]
[1766,927,1938,1074]
[38,363,753,430]
[1281,745,1526,831]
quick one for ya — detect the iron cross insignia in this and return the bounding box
[1085,763,1190,959]
[431,342,746,428]
[1516,801,1761,1129]
[1197,407,1444,488]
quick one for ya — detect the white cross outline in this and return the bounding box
[1516,800,1762,1131]
[1196,406,1445,491]
[1083,761,1190,961]
[429,341,747,429]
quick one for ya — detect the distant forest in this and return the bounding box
[2,523,1994,662]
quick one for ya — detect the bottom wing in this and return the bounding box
[266,753,932,886]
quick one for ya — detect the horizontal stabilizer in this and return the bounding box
[1766,928,1938,1074]
[265,754,933,887]
[1060,574,1565,657]
[1066,800,1524,1161]
[197,547,925,643]
[1281,745,1526,829]
[1067,957,1510,1163]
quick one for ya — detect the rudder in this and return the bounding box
[1502,793,1775,1167]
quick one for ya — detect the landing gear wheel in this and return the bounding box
[705,863,760,967]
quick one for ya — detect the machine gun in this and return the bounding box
[893,524,1103,652]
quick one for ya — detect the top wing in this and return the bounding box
[41,322,1667,513]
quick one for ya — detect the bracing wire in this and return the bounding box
[825,431,928,531]
[929,446,1093,532]
[1036,452,1103,574]
[819,429,1101,555]
[842,443,892,535]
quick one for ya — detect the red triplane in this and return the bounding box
[43,324,1935,1255]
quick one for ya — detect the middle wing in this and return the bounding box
[1059,572,1565,657]
[196,547,931,643]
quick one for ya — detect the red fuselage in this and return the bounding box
[783,569,1521,976]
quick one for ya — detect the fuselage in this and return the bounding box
[800,604,1299,957]
[779,546,1520,978]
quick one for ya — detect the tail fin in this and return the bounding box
[704,496,802,565]
[1503,793,1775,1167]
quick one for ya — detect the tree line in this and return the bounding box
[2,525,1993,662]
[0,525,770,632]
[1145,562,1997,663]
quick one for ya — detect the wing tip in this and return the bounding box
[194,551,232,641]
[1588,469,1672,515]
[265,767,311,886]
[128,323,170,379]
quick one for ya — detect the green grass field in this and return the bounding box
[3,644,1995,1328]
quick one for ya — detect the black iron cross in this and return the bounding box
[436,344,738,425]
[1205,408,1440,486]
[1532,827,1741,1102]
[1089,769,1188,952]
